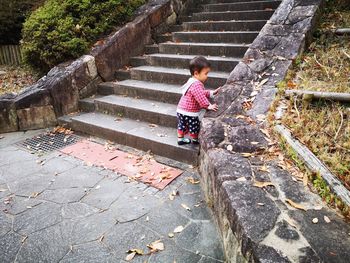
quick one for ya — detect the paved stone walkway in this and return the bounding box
[0,130,224,263]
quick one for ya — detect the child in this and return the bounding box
[177,56,220,145]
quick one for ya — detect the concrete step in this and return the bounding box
[169,24,183,32]
[156,33,173,43]
[202,0,281,12]
[115,69,131,81]
[130,66,228,89]
[143,53,239,72]
[178,15,193,23]
[159,42,249,57]
[98,80,182,104]
[190,10,275,21]
[90,95,178,127]
[182,20,267,31]
[145,44,159,54]
[64,112,199,164]
[129,56,147,67]
[172,31,259,44]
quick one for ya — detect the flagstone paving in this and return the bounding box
[0,130,224,262]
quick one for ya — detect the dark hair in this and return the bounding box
[189,56,211,75]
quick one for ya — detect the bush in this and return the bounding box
[22,0,145,72]
[0,0,45,45]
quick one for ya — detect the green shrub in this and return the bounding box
[0,0,45,45]
[22,0,145,72]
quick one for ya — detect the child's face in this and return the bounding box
[194,67,210,83]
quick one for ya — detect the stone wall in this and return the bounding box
[199,0,350,262]
[0,0,191,133]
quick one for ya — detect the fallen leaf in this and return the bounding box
[147,240,164,252]
[256,114,266,122]
[126,249,144,255]
[21,236,28,243]
[168,233,175,238]
[324,216,331,223]
[258,165,270,172]
[181,203,191,211]
[302,173,308,186]
[312,218,319,224]
[98,235,104,242]
[314,205,323,210]
[253,181,275,188]
[174,225,184,233]
[236,177,247,182]
[0,188,7,192]
[226,145,233,151]
[186,177,200,184]
[285,199,307,211]
[241,153,253,158]
[257,203,265,206]
[125,252,136,261]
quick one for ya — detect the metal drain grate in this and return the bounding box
[16,132,80,154]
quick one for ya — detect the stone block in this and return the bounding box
[92,16,152,81]
[199,118,225,151]
[226,125,268,153]
[0,94,18,133]
[17,105,57,130]
[221,181,280,243]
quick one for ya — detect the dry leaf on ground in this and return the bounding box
[324,216,331,223]
[253,181,275,188]
[147,240,164,252]
[285,198,307,211]
[174,225,184,233]
[186,177,200,184]
[181,203,191,211]
[125,252,136,261]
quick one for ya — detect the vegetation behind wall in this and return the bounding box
[21,0,146,73]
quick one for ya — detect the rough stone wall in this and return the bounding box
[199,0,350,262]
[0,0,190,133]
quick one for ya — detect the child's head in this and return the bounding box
[189,56,211,83]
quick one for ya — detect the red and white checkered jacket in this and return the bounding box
[177,80,214,117]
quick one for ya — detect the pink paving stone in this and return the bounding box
[60,139,183,190]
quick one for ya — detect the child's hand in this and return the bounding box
[208,103,218,111]
[213,86,222,95]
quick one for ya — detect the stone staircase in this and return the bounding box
[59,0,281,164]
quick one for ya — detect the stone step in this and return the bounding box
[145,44,159,54]
[130,66,228,89]
[172,31,259,44]
[190,10,275,21]
[156,33,173,43]
[142,53,240,72]
[115,69,131,81]
[202,0,281,12]
[90,95,178,127]
[98,80,182,104]
[178,15,193,23]
[64,112,198,164]
[158,42,249,57]
[129,56,147,67]
[182,20,267,31]
[169,24,183,32]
